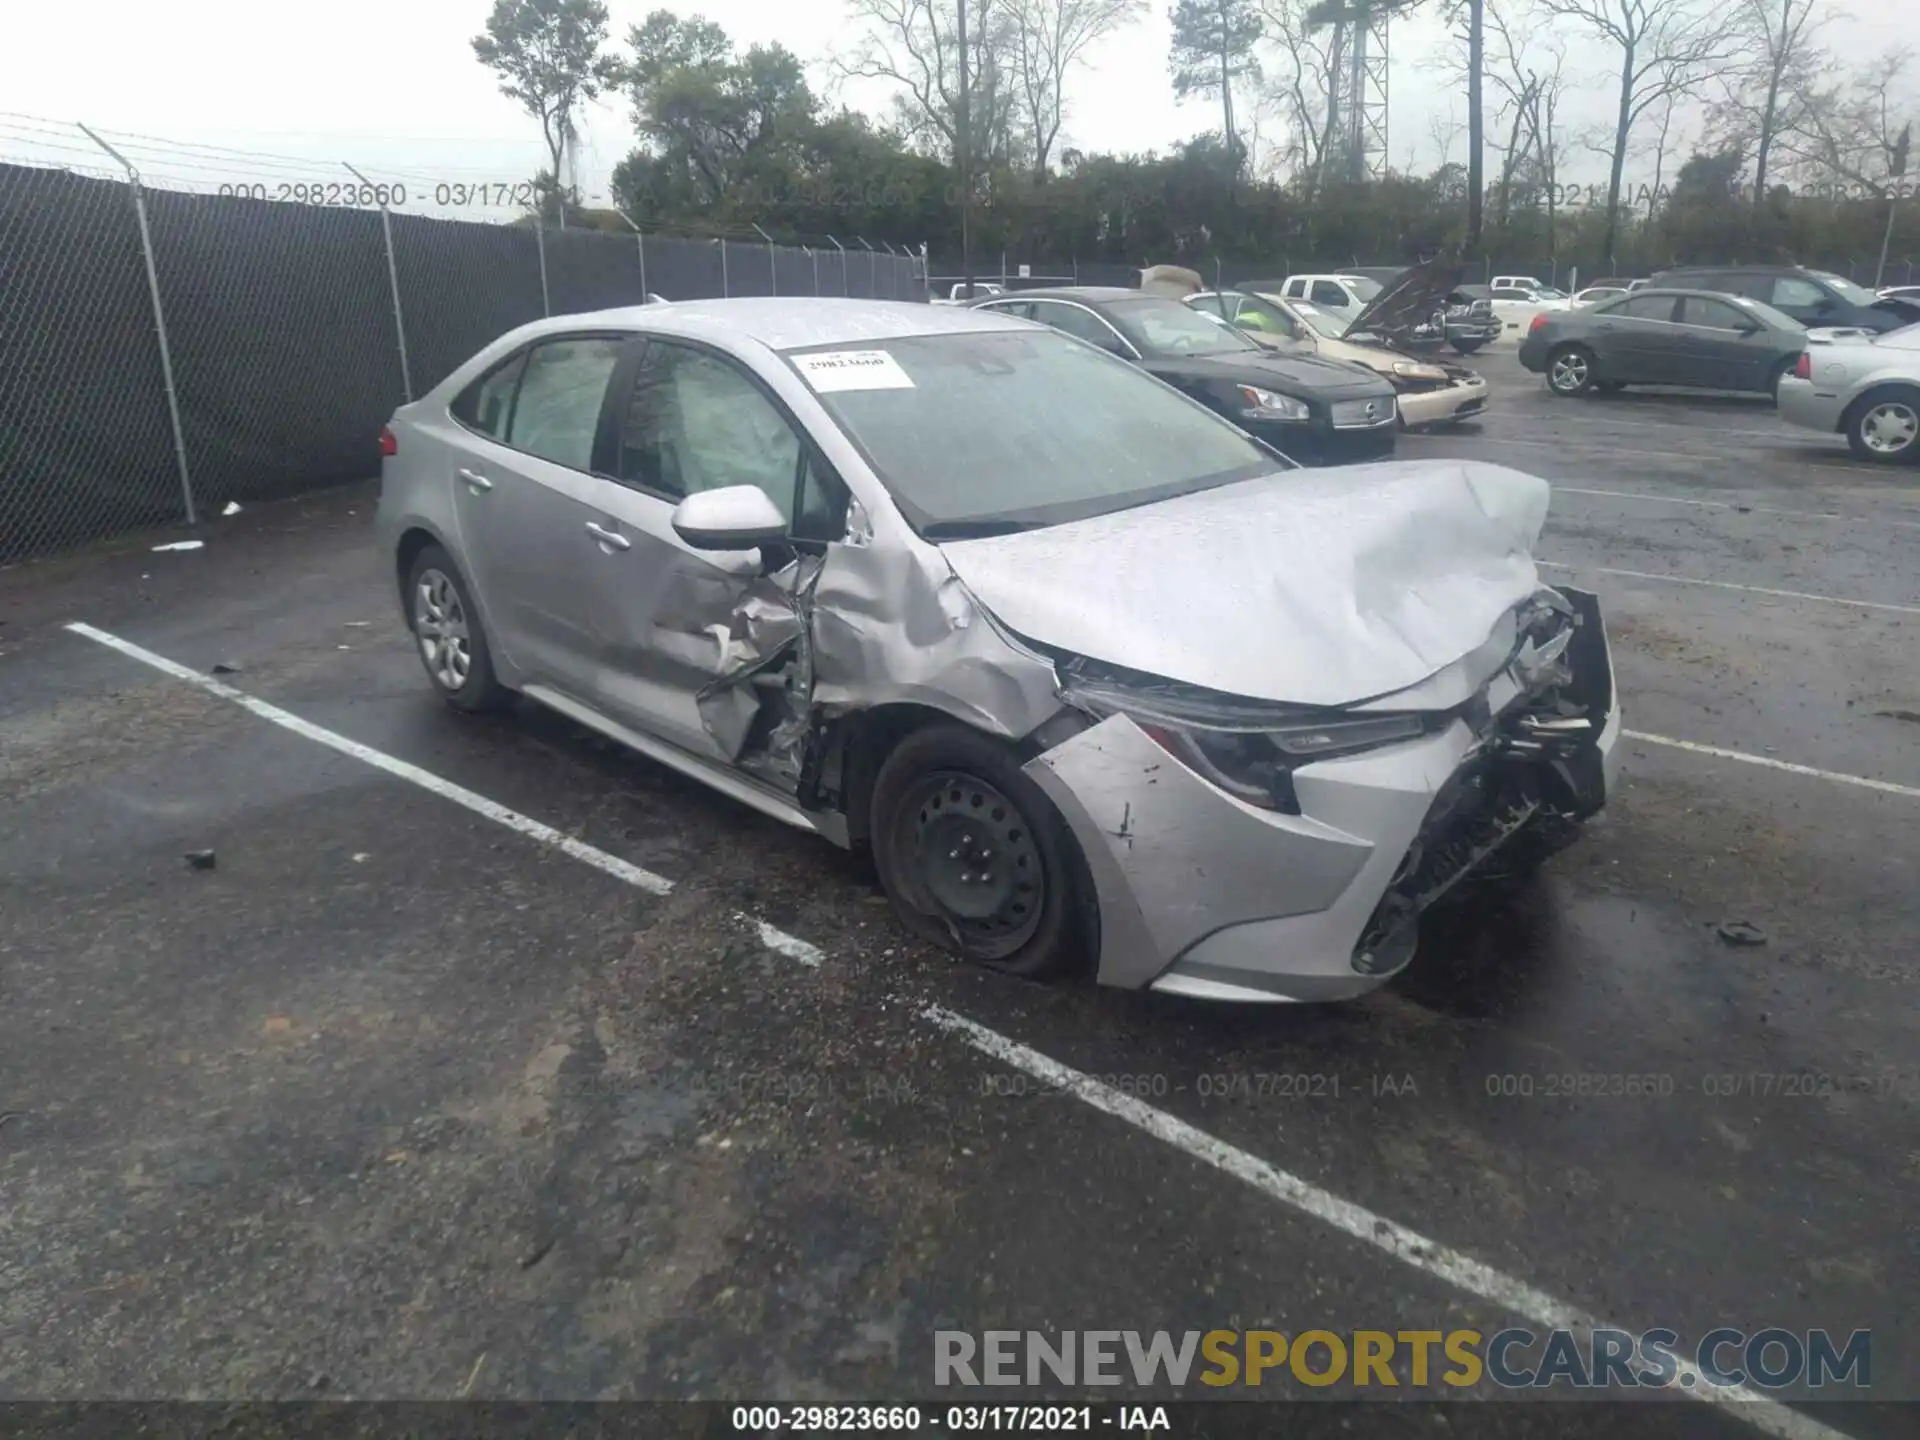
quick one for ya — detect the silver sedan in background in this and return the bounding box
[1777,320,1920,464]
[376,298,1620,1003]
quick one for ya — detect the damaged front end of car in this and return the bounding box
[1019,581,1618,1001]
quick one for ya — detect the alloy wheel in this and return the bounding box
[903,770,1046,956]
[1860,401,1919,456]
[1549,352,1589,391]
[414,568,472,691]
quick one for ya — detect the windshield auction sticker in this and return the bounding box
[793,350,916,392]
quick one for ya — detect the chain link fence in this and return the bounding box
[0,150,926,567]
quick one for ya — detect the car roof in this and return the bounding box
[979,286,1141,303]
[521,297,1029,353]
[1652,264,1819,275]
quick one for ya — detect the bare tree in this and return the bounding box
[1008,0,1146,179]
[1257,0,1340,194]
[1535,0,1738,267]
[839,0,1019,164]
[1710,0,1828,211]
[1776,50,1917,198]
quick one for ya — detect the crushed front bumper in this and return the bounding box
[1023,589,1619,1003]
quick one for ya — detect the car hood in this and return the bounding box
[1147,350,1389,397]
[1345,256,1465,342]
[938,460,1550,708]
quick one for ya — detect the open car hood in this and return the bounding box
[937,459,1550,709]
[1344,256,1465,343]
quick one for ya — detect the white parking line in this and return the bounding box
[1541,560,1920,616]
[1553,485,1920,530]
[64,621,1867,1437]
[1624,730,1920,800]
[922,1005,1852,1439]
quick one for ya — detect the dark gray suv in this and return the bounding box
[1649,266,1920,333]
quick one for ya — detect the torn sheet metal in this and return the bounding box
[937,460,1551,709]
[691,559,816,765]
[808,543,1065,740]
[1022,713,1373,987]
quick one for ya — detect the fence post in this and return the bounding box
[754,224,778,295]
[1072,256,1079,285]
[345,162,413,402]
[856,237,876,297]
[719,239,730,297]
[535,222,550,316]
[808,246,819,295]
[79,123,196,526]
[829,236,848,295]
[618,210,647,298]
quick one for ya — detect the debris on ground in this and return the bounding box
[1715,920,1767,947]
[1874,709,1920,725]
[210,662,241,675]
[221,501,242,516]
[152,540,204,553]
[184,850,217,871]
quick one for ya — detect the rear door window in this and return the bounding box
[1310,280,1349,308]
[506,337,626,471]
[1612,295,1680,322]
[1677,296,1749,329]
[452,352,529,441]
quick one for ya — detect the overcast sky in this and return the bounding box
[0,0,1902,224]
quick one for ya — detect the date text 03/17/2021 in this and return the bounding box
[727,1406,1170,1433]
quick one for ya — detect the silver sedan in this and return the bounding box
[1777,320,1920,464]
[375,298,1621,1003]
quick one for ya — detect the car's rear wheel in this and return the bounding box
[1844,386,1920,464]
[1451,340,1484,356]
[1546,345,1597,396]
[406,545,510,711]
[869,723,1090,979]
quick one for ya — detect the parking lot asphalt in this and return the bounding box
[2,347,1917,1434]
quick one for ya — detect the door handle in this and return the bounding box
[584,521,631,551]
[458,468,493,493]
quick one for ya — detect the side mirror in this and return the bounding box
[670,485,788,551]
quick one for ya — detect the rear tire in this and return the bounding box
[1546,345,1597,397]
[1451,340,1484,356]
[1843,385,1920,464]
[405,545,511,712]
[869,723,1091,979]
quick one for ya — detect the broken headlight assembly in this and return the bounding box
[1062,671,1430,813]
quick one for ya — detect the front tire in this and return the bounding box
[406,545,510,712]
[1451,340,1484,356]
[869,723,1090,979]
[1844,386,1920,464]
[1546,345,1597,397]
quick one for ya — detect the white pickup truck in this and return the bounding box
[931,282,1004,306]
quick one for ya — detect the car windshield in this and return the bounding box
[792,329,1282,535]
[1101,296,1262,356]
[1812,272,1879,306]
[1290,302,1350,339]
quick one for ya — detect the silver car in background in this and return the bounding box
[375,298,1620,1003]
[1776,320,1920,464]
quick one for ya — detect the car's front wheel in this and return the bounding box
[1450,340,1484,356]
[1546,345,1597,396]
[406,544,511,711]
[869,723,1091,979]
[1844,385,1920,464]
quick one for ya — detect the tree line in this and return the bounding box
[470,0,1916,277]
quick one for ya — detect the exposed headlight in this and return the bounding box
[1237,385,1310,422]
[1392,361,1449,380]
[1064,678,1429,811]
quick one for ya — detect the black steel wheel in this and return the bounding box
[869,723,1091,978]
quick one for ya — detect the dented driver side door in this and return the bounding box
[581,336,839,769]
